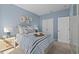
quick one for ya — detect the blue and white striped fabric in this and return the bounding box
[16,33,51,54]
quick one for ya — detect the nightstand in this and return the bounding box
[4,37,16,48]
[0,36,16,53]
[1,35,17,48]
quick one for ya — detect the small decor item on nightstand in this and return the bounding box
[6,32,11,37]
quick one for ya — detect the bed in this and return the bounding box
[16,32,53,54]
[16,21,54,54]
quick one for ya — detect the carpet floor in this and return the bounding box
[47,42,72,54]
[0,40,72,54]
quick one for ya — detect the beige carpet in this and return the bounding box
[0,39,72,54]
[47,42,72,54]
[9,46,25,54]
[9,42,72,54]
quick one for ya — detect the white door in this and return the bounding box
[42,19,53,43]
[42,19,53,34]
[70,16,79,53]
[58,17,69,43]
[42,19,48,33]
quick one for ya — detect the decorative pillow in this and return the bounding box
[18,23,35,34]
[23,27,29,34]
[22,26,35,34]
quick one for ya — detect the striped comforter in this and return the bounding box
[16,33,51,54]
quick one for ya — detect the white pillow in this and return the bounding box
[18,25,24,34]
[18,23,35,34]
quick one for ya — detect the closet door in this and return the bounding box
[42,19,53,35]
[42,19,53,42]
[70,16,79,53]
[42,20,48,33]
[58,17,69,43]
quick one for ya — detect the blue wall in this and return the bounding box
[0,4,40,35]
[0,5,3,34]
[40,8,70,39]
[73,4,77,16]
[0,4,75,40]
[69,4,77,16]
[40,4,77,40]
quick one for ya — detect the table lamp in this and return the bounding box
[4,27,11,37]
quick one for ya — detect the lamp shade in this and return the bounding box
[4,27,12,33]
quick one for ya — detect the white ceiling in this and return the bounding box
[15,4,70,15]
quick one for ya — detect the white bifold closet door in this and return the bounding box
[70,16,79,53]
[42,19,53,35]
[42,19,53,43]
[58,17,70,44]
